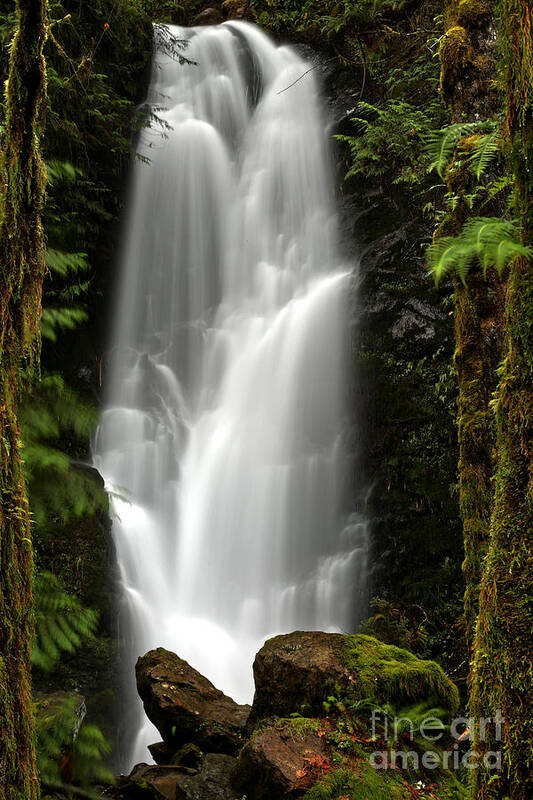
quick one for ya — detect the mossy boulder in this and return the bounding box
[250,632,459,723]
[136,648,250,754]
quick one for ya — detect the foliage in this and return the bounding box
[338,100,443,189]
[20,373,105,530]
[427,216,532,282]
[32,572,98,672]
[361,598,429,655]
[424,122,497,180]
[251,0,411,39]
[35,693,113,790]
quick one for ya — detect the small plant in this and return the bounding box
[427,216,532,282]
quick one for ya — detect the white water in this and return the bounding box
[94,21,368,769]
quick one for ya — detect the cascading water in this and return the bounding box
[94,20,368,769]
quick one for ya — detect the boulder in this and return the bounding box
[172,743,204,769]
[112,763,196,799]
[232,719,328,800]
[147,741,176,766]
[250,632,459,723]
[148,740,204,769]
[175,753,238,800]
[136,648,250,754]
[221,0,255,19]
[193,7,223,25]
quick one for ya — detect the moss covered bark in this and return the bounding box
[469,3,533,798]
[0,1,48,797]
[439,0,503,644]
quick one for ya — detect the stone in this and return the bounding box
[193,8,223,25]
[112,763,196,799]
[249,632,459,724]
[175,753,238,799]
[172,742,204,769]
[249,631,352,723]
[136,648,250,754]
[232,720,328,800]
[148,741,176,766]
[221,0,255,20]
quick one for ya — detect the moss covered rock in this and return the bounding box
[250,632,459,723]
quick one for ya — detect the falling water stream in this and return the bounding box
[94,21,368,769]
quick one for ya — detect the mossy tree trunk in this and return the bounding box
[0,1,48,798]
[439,0,503,645]
[469,3,533,798]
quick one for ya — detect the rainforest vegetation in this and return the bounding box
[0,1,531,799]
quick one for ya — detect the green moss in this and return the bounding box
[439,26,473,98]
[456,0,490,28]
[304,761,468,800]
[342,635,460,715]
[278,717,322,737]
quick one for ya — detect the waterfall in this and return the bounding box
[94,21,368,769]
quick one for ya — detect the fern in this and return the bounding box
[32,572,99,671]
[45,248,89,277]
[35,693,113,792]
[41,307,88,342]
[425,122,480,178]
[467,129,501,180]
[427,217,533,283]
[20,373,106,528]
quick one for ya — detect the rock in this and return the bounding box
[221,0,255,19]
[136,648,250,754]
[148,741,176,766]
[232,719,327,800]
[172,743,204,769]
[112,763,196,799]
[250,632,459,723]
[193,7,223,25]
[175,753,238,799]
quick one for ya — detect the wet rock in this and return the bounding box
[173,742,204,769]
[148,741,176,766]
[193,7,223,25]
[175,753,238,799]
[221,0,255,19]
[136,648,250,754]
[250,632,459,723]
[112,763,195,799]
[249,631,351,722]
[232,720,327,800]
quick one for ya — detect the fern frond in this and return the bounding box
[467,129,501,180]
[46,160,81,183]
[35,693,113,791]
[427,217,533,283]
[32,572,98,671]
[46,248,89,277]
[424,122,489,178]
[41,307,88,342]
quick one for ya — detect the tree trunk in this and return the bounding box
[439,0,503,645]
[470,3,533,797]
[0,2,48,798]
